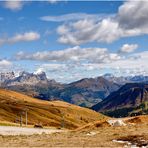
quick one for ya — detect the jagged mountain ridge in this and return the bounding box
[2,71,51,86]
[0,72,15,84]
[103,73,148,84]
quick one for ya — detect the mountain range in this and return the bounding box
[0,71,120,107]
[0,71,148,108]
[103,73,148,84]
[92,83,148,117]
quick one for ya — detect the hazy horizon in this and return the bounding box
[0,0,148,83]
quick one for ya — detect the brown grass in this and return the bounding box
[0,116,147,147]
[0,89,107,129]
[126,115,148,124]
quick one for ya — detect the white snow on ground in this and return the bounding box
[0,126,63,136]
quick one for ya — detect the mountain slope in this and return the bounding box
[1,71,120,107]
[92,83,148,117]
[0,89,106,129]
[61,77,120,107]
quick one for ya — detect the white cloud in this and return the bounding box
[119,44,138,53]
[40,13,105,22]
[56,18,120,45]
[0,32,40,46]
[15,47,148,82]
[3,1,24,11]
[34,63,101,83]
[35,63,67,73]
[57,0,148,45]
[0,60,12,67]
[15,46,118,64]
[8,32,40,43]
[32,51,148,82]
[118,0,148,30]
[99,51,148,71]
[2,1,59,11]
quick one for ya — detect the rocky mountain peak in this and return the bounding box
[0,72,15,83]
[36,71,47,81]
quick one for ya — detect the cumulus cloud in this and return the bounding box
[0,32,40,46]
[57,0,148,45]
[31,51,148,83]
[8,32,40,43]
[14,46,148,82]
[118,0,148,29]
[57,18,123,45]
[35,63,67,73]
[34,63,104,83]
[119,44,138,53]
[99,51,148,70]
[3,1,25,11]
[15,46,122,64]
[0,60,12,67]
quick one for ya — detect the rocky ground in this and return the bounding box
[0,116,147,147]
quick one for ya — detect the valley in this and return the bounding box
[0,71,120,107]
[0,0,148,147]
[92,83,148,117]
[0,84,147,147]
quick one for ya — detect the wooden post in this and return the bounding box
[25,110,27,127]
[20,113,22,127]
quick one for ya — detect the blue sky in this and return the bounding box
[0,1,148,83]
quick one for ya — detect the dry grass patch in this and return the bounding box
[0,89,106,129]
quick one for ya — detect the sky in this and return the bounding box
[0,0,148,83]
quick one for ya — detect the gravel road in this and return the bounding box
[0,126,62,136]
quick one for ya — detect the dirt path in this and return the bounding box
[0,126,64,136]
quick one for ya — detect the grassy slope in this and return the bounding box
[0,89,106,129]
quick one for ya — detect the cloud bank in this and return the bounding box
[15,46,121,64]
[57,1,148,45]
